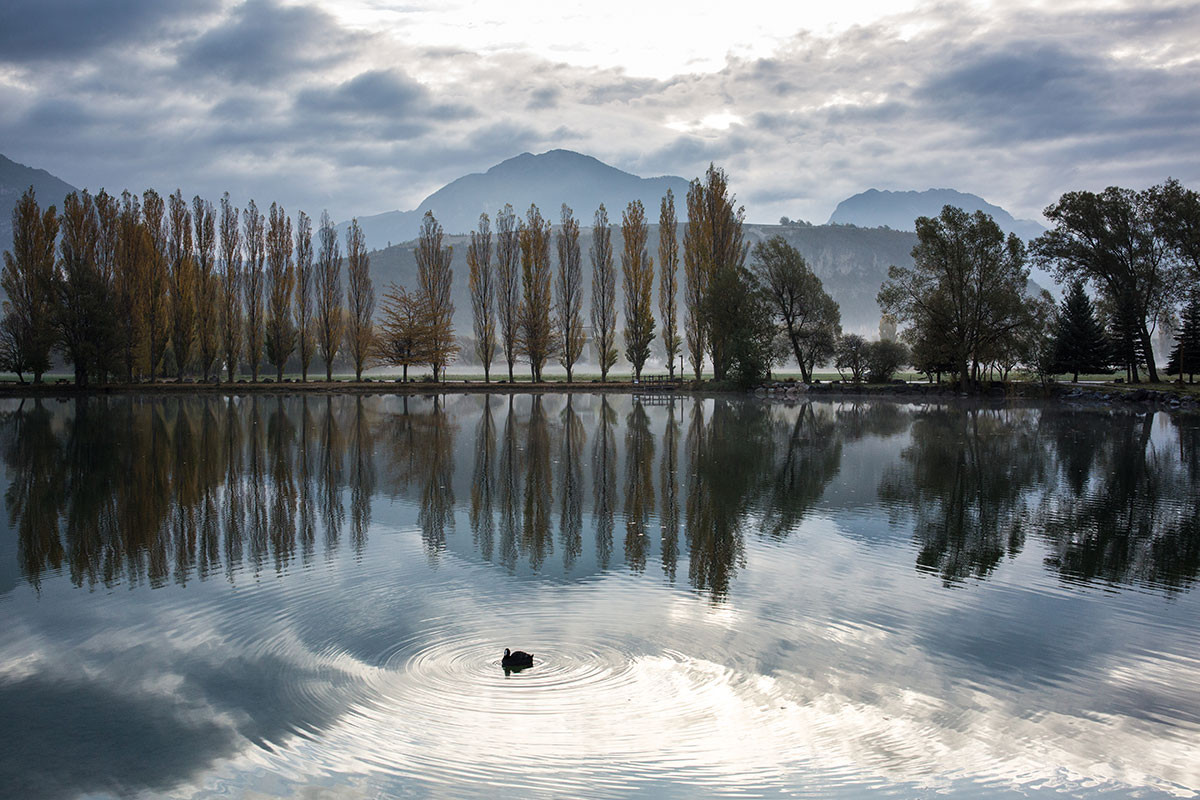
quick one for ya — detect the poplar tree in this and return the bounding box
[518,204,553,381]
[555,203,585,381]
[467,212,495,381]
[590,204,618,380]
[219,193,242,382]
[55,190,118,385]
[682,181,708,380]
[0,187,59,383]
[193,195,219,381]
[658,189,681,378]
[415,211,457,380]
[345,218,375,381]
[142,189,170,381]
[294,210,315,381]
[167,190,197,378]
[242,200,266,381]
[495,204,520,381]
[114,191,149,382]
[315,210,343,380]
[265,202,296,380]
[621,200,655,380]
[686,164,746,382]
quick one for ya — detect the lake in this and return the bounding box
[1,393,1197,799]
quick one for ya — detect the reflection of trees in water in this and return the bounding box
[3,396,373,589]
[592,397,617,571]
[623,401,654,572]
[762,403,843,540]
[470,396,496,562]
[378,395,453,557]
[879,407,1043,585]
[1040,411,1200,591]
[521,396,553,570]
[559,397,584,570]
[497,396,521,571]
[659,401,680,582]
[6,395,1199,598]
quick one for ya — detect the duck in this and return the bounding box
[502,648,534,668]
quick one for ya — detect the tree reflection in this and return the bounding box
[659,401,680,582]
[879,407,1044,584]
[592,397,618,570]
[623,401,654,571]
[470,396,496,562]
[3,394,1198,598]
[521,396,553,570]
[1041,411,1200,591]
[559,397,585,570]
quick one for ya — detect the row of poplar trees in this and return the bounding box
[377,164,756,384]
[0,186,377,385]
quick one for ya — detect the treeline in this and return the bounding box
[1,187,376,385]
[878,179,1200,389]
[5,167,1198,389]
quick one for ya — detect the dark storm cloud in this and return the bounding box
[178,0,362,83]
[0,0,218,62]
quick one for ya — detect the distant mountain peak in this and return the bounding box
[828,187,1045,241]
[340,149,689,247]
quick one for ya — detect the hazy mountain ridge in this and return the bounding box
[337,150,691,249]
[0,154,78,257]
[828,188,1045,241]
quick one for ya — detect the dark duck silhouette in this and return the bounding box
[502,648,534,669]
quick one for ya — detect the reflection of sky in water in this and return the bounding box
[0,395,1197,798]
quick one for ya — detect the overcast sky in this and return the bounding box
[1,0,1198,225]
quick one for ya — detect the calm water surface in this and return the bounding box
[1,393,1198,799]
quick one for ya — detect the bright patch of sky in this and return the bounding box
[325,0,928,78]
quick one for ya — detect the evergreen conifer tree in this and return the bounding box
[1053,281,1111,381]
[1166,293,1200,383]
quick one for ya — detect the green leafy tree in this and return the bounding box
[1052,281,1111,381]
[879,205,1032,391]
[1033,186,1181,383]
[865,339,909,383]
[751,235,841,383]
[835,333,868,382]
[621,200,655,380]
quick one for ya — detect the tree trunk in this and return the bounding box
[1139,324,1159,382]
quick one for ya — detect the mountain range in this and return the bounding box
[0,154,78,258]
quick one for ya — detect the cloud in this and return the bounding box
[0,0,218,63]
[1,0,1198,228]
